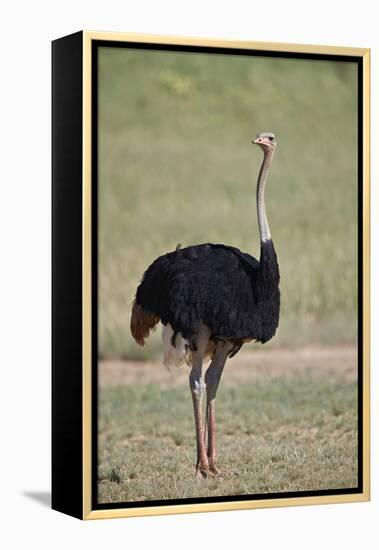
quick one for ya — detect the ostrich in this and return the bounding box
[130,132,280,478]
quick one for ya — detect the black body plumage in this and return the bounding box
[134,241,280,350]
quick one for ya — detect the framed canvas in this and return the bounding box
[52,31,370,520]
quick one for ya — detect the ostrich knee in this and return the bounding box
[189,374,206,399]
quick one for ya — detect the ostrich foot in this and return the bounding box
[195,462,222,479]
[195,463,209,479]
[208,462,221,476]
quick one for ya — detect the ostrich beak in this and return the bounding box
[253,137,272,146]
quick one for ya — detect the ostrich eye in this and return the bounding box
[269,136,274,141]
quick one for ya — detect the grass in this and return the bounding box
[98,47,358,359]
[96,50,359,503]
[98,349,358,503]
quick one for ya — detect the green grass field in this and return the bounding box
[97,48,359,504]
[98,347,358,503]
[98,47,358,359]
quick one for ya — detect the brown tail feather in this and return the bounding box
[130,301,160,346]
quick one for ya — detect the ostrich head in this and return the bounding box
[252,132,277,153]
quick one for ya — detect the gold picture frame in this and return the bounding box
[52,30,370,520]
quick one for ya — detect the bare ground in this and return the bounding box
[99,345,357,388]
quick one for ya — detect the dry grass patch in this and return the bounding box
[98,346,358,503]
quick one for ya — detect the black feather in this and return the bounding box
[134,241,280,349]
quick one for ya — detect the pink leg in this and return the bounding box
[189,328,211,478]
[191,385,209,477]
[207,400,219,473]
[205,342,233,474]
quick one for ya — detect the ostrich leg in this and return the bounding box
[204,342,233,474]
[189,327,211,478]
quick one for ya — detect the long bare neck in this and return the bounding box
[256,149,275,243]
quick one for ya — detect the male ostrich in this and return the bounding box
[130,132,280,478]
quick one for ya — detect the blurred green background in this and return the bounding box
[98,47,358,360]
